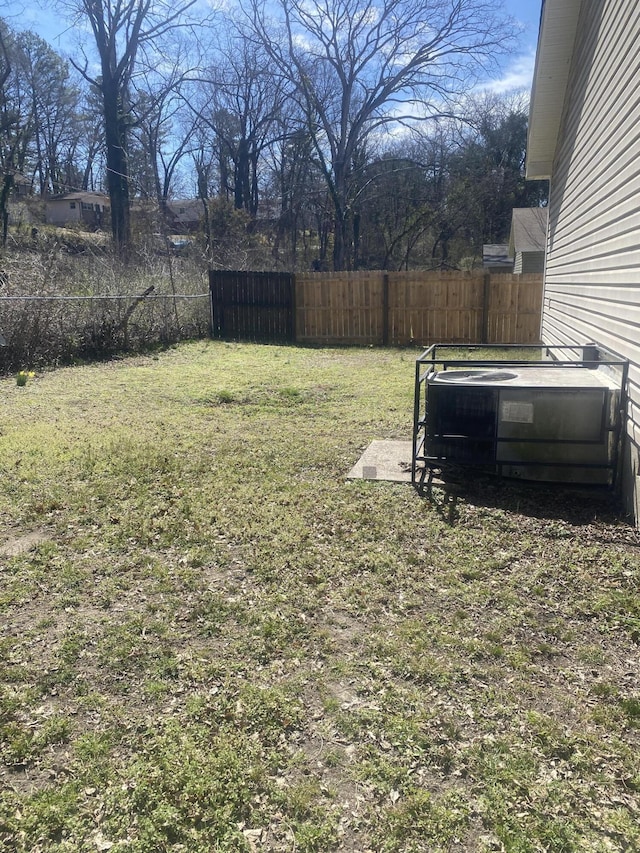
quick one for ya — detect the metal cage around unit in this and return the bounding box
[412,344,629,492]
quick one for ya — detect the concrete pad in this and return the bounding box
[347,440,413,482]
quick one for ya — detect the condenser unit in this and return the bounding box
[412,345,628,488]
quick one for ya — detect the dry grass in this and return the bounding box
[0,238,210,372]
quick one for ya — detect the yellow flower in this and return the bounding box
[16,370,35,386]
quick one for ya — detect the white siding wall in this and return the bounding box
[46,202,82,226]
[543,0,640,520]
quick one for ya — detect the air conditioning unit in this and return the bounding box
[413,346,628,487]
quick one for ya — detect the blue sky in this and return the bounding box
[7,0,543,92]
[490,0,542,93]
[6,1,83,48]
[504,0,542,46]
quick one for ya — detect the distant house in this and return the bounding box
[482,244,513,273]
[45,192,110,228]
[1,171,31,228]
[4,172,32,225]
[527,0,640,523]
[12,173,31,198]
[165,199,203,232]
[508,208,548,274]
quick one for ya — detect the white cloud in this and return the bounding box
[483,48,536,95]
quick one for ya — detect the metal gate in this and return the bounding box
[209,270,295,342]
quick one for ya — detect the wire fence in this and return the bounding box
[0,292,211,373]
[0,294,209,301]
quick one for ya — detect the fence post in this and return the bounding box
[292,273,297,343]
[382,272,389,346]
[209,277,214,337]
[481,272,491,344]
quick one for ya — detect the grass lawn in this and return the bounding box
[0,340,639,853]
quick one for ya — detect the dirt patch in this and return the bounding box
[0,530,50,557]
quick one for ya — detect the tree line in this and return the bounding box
[0,0,547,270]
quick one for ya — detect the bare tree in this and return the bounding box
[245,0,517,270]
[0,23,14,246]
[356,155,435,269]
[16,31,81,195]
[75,86,107,192]
[0,21,33,245]
[65,0,201,256]
[131,62,200,211]
[265,117,328,269]
[449,90,548,246]
[186,25,290,219]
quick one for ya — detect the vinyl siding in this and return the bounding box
[46,202,82,226]
[516,252,545,275]
[543,0,640,520]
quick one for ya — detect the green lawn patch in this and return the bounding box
[1,342,639,852]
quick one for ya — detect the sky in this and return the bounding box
[495,0,543,93]
[5,0,543,93]
[1,2,62,47]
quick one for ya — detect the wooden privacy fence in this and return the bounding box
[209,270,295,342]
[209,269,543,346]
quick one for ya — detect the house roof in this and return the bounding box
[526,0,583,179]
[47,192,109,204]
[165,199,202,221]
[483,244,513,268]
[508,207,548,255]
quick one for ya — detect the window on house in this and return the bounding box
[69,202,76,209]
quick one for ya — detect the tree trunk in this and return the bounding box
[234,139,250,211]
[352,212,361,270]
[331,158,354,270]
[196,164,212,261]
[0,173,14,247]
[332,215,344,271]
[103,79,131,255]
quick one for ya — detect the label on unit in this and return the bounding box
[500,401,534,424]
